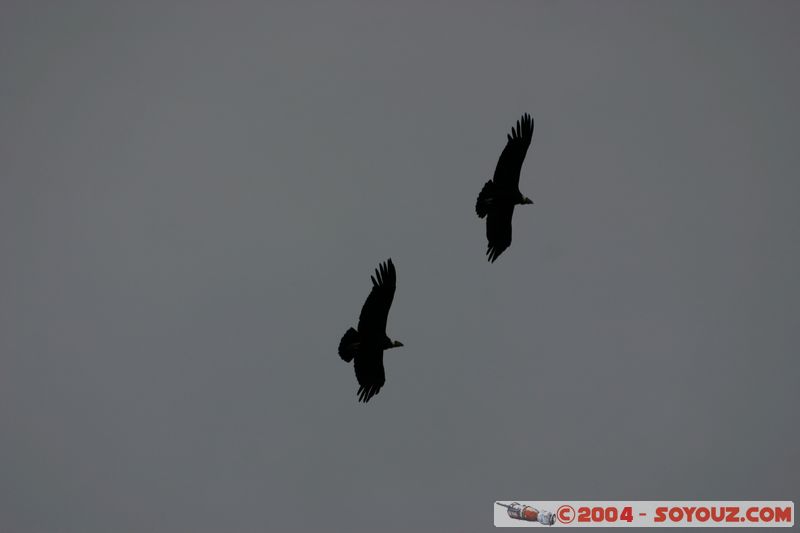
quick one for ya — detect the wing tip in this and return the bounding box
[486,245,505,263]
[510,112,534,140]
[357,385,382,403]
[372,258,396,287]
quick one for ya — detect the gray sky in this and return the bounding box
[1,1,798,532]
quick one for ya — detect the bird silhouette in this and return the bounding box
[338,259,403,403]
[476,113,535,262]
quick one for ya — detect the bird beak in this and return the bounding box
[393,341,404,348]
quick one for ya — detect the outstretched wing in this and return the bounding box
[357,259,396,339]
[486,205,514,262]
[354,348,385,403]
[492,113,534,189]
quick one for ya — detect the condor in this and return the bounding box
[476,113,536,262]
[337,259,403,403]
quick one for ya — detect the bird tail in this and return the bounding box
[338,327,360,362]
[476,180,495,219]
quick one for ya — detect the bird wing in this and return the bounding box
[357,259,396,339]
[354,348,386,403]
[486,205,514,262]
[492,113,534,189]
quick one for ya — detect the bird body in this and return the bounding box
[476,113,535,262]
[338,259,403,403]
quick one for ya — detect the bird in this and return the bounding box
[475,113,535,262]
[337,259,403,403]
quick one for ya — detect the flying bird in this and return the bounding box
[338,259,403,403]
[475,113,535,262]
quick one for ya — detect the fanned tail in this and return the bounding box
[476,180,495,219]
[338,327,360,362]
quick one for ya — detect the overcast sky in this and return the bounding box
[1,1,798,532]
